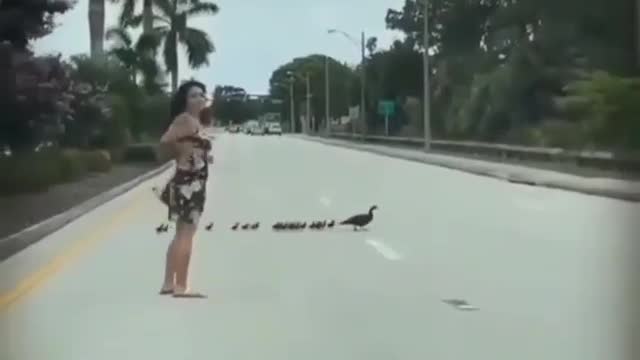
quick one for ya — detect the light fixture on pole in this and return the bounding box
[328,28,366,139]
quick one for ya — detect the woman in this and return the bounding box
[158,80,212,298]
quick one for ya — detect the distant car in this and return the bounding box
[249,124,266,135]
[244,120,258,134]
[265,122,282,135]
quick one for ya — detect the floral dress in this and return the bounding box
[160,131,211,225]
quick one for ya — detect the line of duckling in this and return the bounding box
[272,220,335,231]
[155,205,378,234]
[155,220,336,234]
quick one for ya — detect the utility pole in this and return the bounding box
[325,56,330,135]
[305,73,311,134]
[636,0,640,68]
[360,31,366,139]
[289,79,295,133]
[423,0,431,151]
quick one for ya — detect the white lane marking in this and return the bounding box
[319,196,332,207]
[365,239,403,261]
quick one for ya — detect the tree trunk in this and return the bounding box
[171,69,178,92]
[143,0,153,34]
[636,0,640,69]
[88,0,105,59]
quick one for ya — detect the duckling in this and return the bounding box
[327,220,335,228]
[241,223,250,230]
[231,222,239,230]
[300,222,307,229]
[250,222,260,230]
[285,222,296,230]
[205,222,214,231]
[317,220,327,230]
[272,222,284,230]
[156,223,166,234]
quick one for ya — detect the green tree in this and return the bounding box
[269,55,357,132]
[151,0,218,91]
[383,0,637,143]
[212,85,253,123]
[0,0,73,49]
[105,26,161,86]
[111,0,155,33]
[0,0,74,152]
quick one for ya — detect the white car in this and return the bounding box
[266,122,282,135]
[249,124,265,135]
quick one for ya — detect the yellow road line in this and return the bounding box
[0,191,150,312]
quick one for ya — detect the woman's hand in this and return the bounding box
[207,154,214,164]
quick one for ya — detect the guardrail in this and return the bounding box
[325,132,640,173]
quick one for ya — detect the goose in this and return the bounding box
[340,205,378,231]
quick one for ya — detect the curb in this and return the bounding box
[298,135,640,202]
[0,161,174,262]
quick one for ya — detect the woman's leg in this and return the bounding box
[173,222,199,295]
[159,222,182,293]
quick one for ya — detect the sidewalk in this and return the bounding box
[297,135,640,202]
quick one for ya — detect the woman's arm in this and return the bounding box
[158,115,198,162]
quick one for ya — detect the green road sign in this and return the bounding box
[378,100,395,116]
[378,100,395,136]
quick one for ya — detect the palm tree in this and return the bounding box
[152,0,218,91]
[112,0,155,34]
[105,26,161,86]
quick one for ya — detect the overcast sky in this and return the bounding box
[34,0,405,95]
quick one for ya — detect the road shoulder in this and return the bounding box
[296,135,640,202]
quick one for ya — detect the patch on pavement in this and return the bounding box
[442,298,479,311]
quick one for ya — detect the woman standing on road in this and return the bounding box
[158,80,212,298]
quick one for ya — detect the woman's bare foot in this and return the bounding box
[159,285,174,295]
[172,288,207,298]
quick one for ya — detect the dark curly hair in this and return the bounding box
[169,80,207,119]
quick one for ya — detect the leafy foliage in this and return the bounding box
[268,55,358,132]
[0,47,73,152]
[0,0,74,49]
[377,0,639,149]
[105,26,161,87]
[147,0,219,91]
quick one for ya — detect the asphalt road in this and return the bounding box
[1,133,638,360]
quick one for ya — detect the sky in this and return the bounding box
[34,0,406,95]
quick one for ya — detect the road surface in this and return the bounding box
[1,133,637,360]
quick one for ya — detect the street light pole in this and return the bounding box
[423,0,431,151]
[360,31,366,139]
[325,55,330,135]
[327,28,365,140]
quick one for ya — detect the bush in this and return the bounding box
[0,148,114,196]
[0,151,63,195]
[57,149,88,182]
[123,143,159,163]
[83,150,112,172]
[108,147,125,163]
[563,71,640,150]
